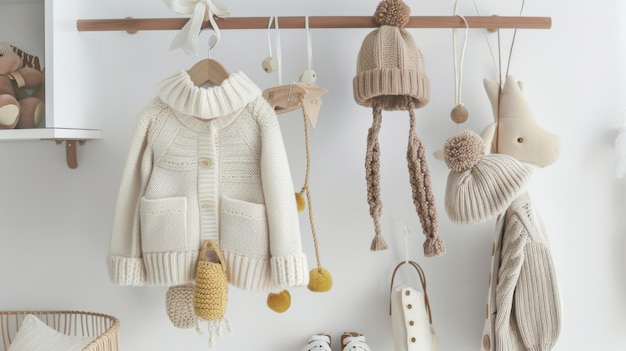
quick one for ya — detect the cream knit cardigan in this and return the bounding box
[481,192,561,351]
[108,70,308,292]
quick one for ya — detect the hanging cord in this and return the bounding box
[452,15,469,110]
[299,16,317,85]
[494,0,525,153]
[471,0,500,75]
[266,16,274,59]
[403,224,410,264]
[451,1,470,126]
[306,16,313,72]
[263,16,284,85]
[275,17,283,85]
[297,94,323,269]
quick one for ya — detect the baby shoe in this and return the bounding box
[341,332,372,351]
[302,334,331,351]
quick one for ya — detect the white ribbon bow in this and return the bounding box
[163,0,230,55]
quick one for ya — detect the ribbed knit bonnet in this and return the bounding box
[354,0,444,257]
[443,130,532,224]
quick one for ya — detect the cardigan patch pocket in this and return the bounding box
[140,196,188,252]
[220,195,269,258]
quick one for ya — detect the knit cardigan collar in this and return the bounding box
[157,70,262,120]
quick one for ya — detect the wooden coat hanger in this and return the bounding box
[187,58,230,86]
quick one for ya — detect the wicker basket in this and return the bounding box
[0,311,120,351]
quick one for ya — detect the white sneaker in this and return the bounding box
[302,334,332,351]
[341,332,372,351]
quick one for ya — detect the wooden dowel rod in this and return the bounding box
[77,15,551,32]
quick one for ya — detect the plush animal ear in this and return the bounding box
[433,148,444,161]
[480,123,497,155]
[483,78,500,121]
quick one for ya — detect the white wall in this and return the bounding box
[1,0,625,350]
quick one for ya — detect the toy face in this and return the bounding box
[496,118,561,167]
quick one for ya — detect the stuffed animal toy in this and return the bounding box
[442,76,563,351]
[0,51,45,129]
[481,76,560,167]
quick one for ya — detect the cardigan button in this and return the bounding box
[199,158,212,168]
[408,320,414,326]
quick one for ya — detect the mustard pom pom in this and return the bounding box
[267,290,291,313]
[295,192,306,212]
[307,267,333,292]
[374,0,410,28]
[443,130,485,172]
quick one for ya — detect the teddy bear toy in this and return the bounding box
[0,51,45,129]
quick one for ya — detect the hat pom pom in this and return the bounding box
[374,0,410,28]
[443,130,485,172]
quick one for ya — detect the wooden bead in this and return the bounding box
[451,105,468,124]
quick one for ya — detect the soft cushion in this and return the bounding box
[8,314,93,351]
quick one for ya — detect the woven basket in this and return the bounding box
[0,311,120,351]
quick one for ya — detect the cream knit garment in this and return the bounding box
[108,70,308,292]
[481,192,561,351]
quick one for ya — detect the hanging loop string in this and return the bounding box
[262,16,282,84]
[266,16,274,58]
[452,14,469,109]
[298,94,322,269]
[163,0,230,55]
[470,0,499,76]
[299,16,317,85]
[501,0,525,86]
[305,16,313,71]
[275,16,283,85]
[495,0,526,153]
[450,1,470,125]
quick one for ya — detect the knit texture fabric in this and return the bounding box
[481,192,561,351]
[166,284,197,329]
[354,0,444,256]
[193,240,228,321]
[443,130,532,224]
[108,70,308,291]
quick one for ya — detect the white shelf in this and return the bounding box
[0,0,101,167]
[0,128,101,141]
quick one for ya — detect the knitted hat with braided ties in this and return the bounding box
[443,130,532,224]
[354,0,444,257]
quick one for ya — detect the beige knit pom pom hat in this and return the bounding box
[354,0,444,257]
[443,130,532,224]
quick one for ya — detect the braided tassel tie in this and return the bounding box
[405,97,445,257]
[196,317,234,349]
[298,95,333,293]
[365,101,387,250]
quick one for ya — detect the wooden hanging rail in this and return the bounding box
[76,16,551,32]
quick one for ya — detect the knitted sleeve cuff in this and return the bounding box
[270,253,309,289]
[107,256,146,286]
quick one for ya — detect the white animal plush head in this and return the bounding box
[482,76,561,167]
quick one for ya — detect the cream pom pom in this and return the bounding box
[443,130,485,172]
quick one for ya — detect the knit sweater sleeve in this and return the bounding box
[107,99,159,286]
[495,202,561,351]
[254,98,309,289]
